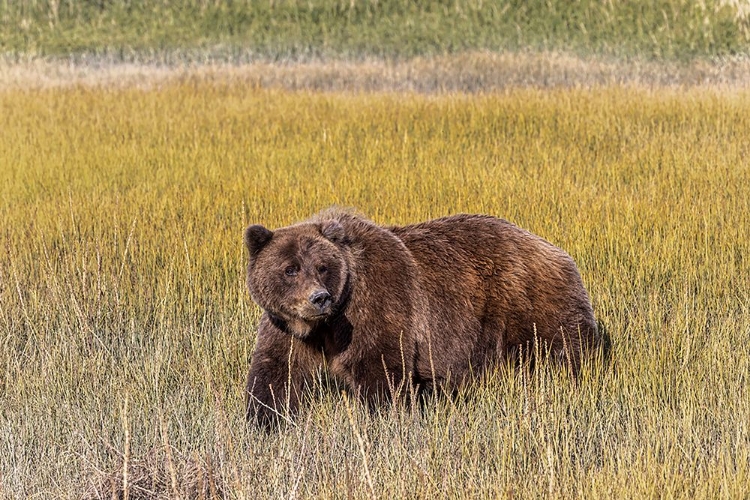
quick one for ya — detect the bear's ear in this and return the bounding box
[320,219,345,244]
[244,225,273,256]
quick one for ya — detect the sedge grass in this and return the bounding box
[0,82,748,498]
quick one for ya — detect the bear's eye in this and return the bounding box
[317,265,328,274]
[284,265,298,277]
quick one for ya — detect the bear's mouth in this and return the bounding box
[304,312,331,321]
[293,305,332,322]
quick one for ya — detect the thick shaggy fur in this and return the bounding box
[244,209,598,426]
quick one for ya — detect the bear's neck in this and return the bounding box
[268,310,353,355]
[268,313,315,340]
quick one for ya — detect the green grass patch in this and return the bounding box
[2,0,749,60]
[0,83,749,497]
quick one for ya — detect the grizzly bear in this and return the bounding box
[244,208,598,426]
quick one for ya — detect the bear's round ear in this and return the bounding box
[244,225,273,256]
[320,219,345,244]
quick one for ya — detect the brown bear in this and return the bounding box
[243,208,598,426]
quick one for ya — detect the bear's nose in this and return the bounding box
[309,290,332,311]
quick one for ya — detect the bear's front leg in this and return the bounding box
[246,315,322,428]
[344,341,416,409]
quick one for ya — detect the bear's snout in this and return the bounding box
[309,289,332,314]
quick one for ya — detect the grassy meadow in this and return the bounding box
[0,81,748,498]
[2,0,750,60]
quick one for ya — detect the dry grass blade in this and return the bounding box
[342,391,376,500]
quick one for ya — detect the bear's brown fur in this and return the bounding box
[244,209,598,426]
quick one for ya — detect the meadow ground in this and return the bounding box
[0,59,749,498]
[5,51,750,91]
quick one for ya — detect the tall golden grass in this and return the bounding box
[0,81,748,498]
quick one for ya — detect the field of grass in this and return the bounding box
[2,0,750,61]
[0,81,748,498]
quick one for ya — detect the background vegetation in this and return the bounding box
[2,0,750,60]
[2,0,749,497]
[1,83,748,498]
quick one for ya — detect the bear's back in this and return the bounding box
[388,214,572,278]
[389,214,597,374]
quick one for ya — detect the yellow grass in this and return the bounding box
[0,80,748,498]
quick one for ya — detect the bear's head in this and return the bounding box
[244,219,350,339]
